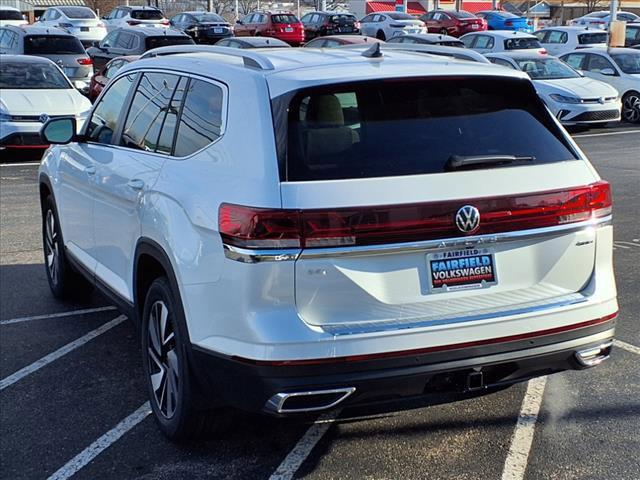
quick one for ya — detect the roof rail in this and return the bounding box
[342,43,491,64]
[139,45,275,70]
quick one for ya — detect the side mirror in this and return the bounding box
[40,117,76,145]
[236,20,243,25]
[600,68,616,76]
[73,80,90,95]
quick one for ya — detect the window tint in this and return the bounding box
[271,14,298,23]
[504,37,540,50]
[145,35,193,50]
[24,35,85,54]
[174,79,224,157]
[86,74,135,144]
[279,77,578,181]
[121,73,180,152]
[131,9,163,20]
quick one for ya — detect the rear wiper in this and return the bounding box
[445,155,535,171]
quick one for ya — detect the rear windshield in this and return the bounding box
[145,36,194,50]
[450,11,476,19]
[330,14,355,24]
[271,14,299,23]
[131,9,164,20]
[0,10,23,20]
[0,61,70,89]
[276,77,577,181]
[438,40,464,47]
[504,37,541,50]
[24,35,85,54]
[585,12,608,18]
[388,13,414,20]
[59,7,96,19]
[193,13,224,22]
[578,32,607,44]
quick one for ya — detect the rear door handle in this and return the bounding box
[84,165,96,175]
[127,179,145,191]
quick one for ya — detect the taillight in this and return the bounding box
[77,57,92,65]
[540,48,548,54]
[218,182,612,250]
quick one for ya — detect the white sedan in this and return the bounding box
[561,47,640,123]
[486,51,620,126]
[0,55,92,151]
[569,10,639,29]
[533,27,607,56]
[461,30,545,54]
[359,12,426,41]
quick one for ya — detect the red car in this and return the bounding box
[88,55,138,102]
[234,10,305,46]
[420,10,487,37]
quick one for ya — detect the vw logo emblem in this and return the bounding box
[39,113,49,124]
[455,205,480,233]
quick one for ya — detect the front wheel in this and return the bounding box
[622,92,640,123]
[376,30,386,41]
[142,277,226,441]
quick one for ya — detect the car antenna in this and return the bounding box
[361,42,382,58]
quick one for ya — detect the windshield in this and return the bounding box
[611,53,640,74]
[193,13,224,22]
[0,9,23,20]
[0,61,70,89]
[388,13,415,20]
[24,35,85,54]
[276,77,577,181]
[578,32,607,44]
[504,37,541,50]
[131,9,164,20]
[515,57,580,79]
[59,7,96,19]
[145,36,194,50]
[271,14,299,23]
[451,11,476,19]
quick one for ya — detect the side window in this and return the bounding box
[361,15,374,23]
[174,78,225,157]
[0,30,7,49]
[50,10,61,20]
[121,72,181,152]
[534,31,547,42]
[101,31,118,48]
[115,9,126,19]
[546,31,567,43]
[474,35,494,49]
[490,58,517,69]
[562,53,585,69]
[586,54,615,73]
[156,77,187,155]
[104,60,122,79]
[115,32,136,50]
[461,35,476,48]
[85,74,136,145]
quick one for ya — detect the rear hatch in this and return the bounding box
[273,76,607,333]
[129,9,167,27]
[23,35,91,79]
[329,14,357,34]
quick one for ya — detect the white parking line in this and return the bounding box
[614,339,640,356]
[269,410,341,480]
[0,161,41,167]
[47,402,151,480]
[1,306,118,326]
[501,376,548,480]
[0,315,126,391]
[573,130,640,138]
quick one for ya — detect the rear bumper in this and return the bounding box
[190,316,615,415]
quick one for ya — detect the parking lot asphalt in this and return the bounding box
[1,125,639,480]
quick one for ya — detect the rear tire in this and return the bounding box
[141,277,226,442]
[376,30,386,41]
[622,91,640,123]
[42,195,93,299]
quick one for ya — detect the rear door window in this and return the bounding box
[578,32,607,44]
[504,37,541,50]
[24,35,84,54]
[277,77,578,181]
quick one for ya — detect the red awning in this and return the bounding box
[366,1,426,15]
[460,1,494,13]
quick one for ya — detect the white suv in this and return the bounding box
[39,45,618,441]
[102,5,169,32]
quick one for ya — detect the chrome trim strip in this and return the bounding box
[300,216,612,259]
[265,387,356,414]
[222,215,611,263]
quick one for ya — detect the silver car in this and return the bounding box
[0,25,93,91]
[36,6,107,48]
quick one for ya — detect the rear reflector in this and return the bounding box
[219,181,612,250]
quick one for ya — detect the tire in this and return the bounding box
[141,277,225,441]
[376,30,386,41]
[622,91,640,124]
[42,195,93,299]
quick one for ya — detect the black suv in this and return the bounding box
[169,11,233,44]
[86,27,194,72]
[300,11,359,41]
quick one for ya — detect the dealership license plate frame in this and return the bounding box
[427,247,498,294]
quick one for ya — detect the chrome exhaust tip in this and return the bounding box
[266,387,356,414]
[575,341,613,367]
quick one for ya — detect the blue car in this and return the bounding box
[475,11,533,33]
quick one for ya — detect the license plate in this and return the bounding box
[285,27,293,32]
[427,248,497,293]
[213,27,223,33]
[472,24,478,29]
[81,27,89,32]
[63,68,75,76]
